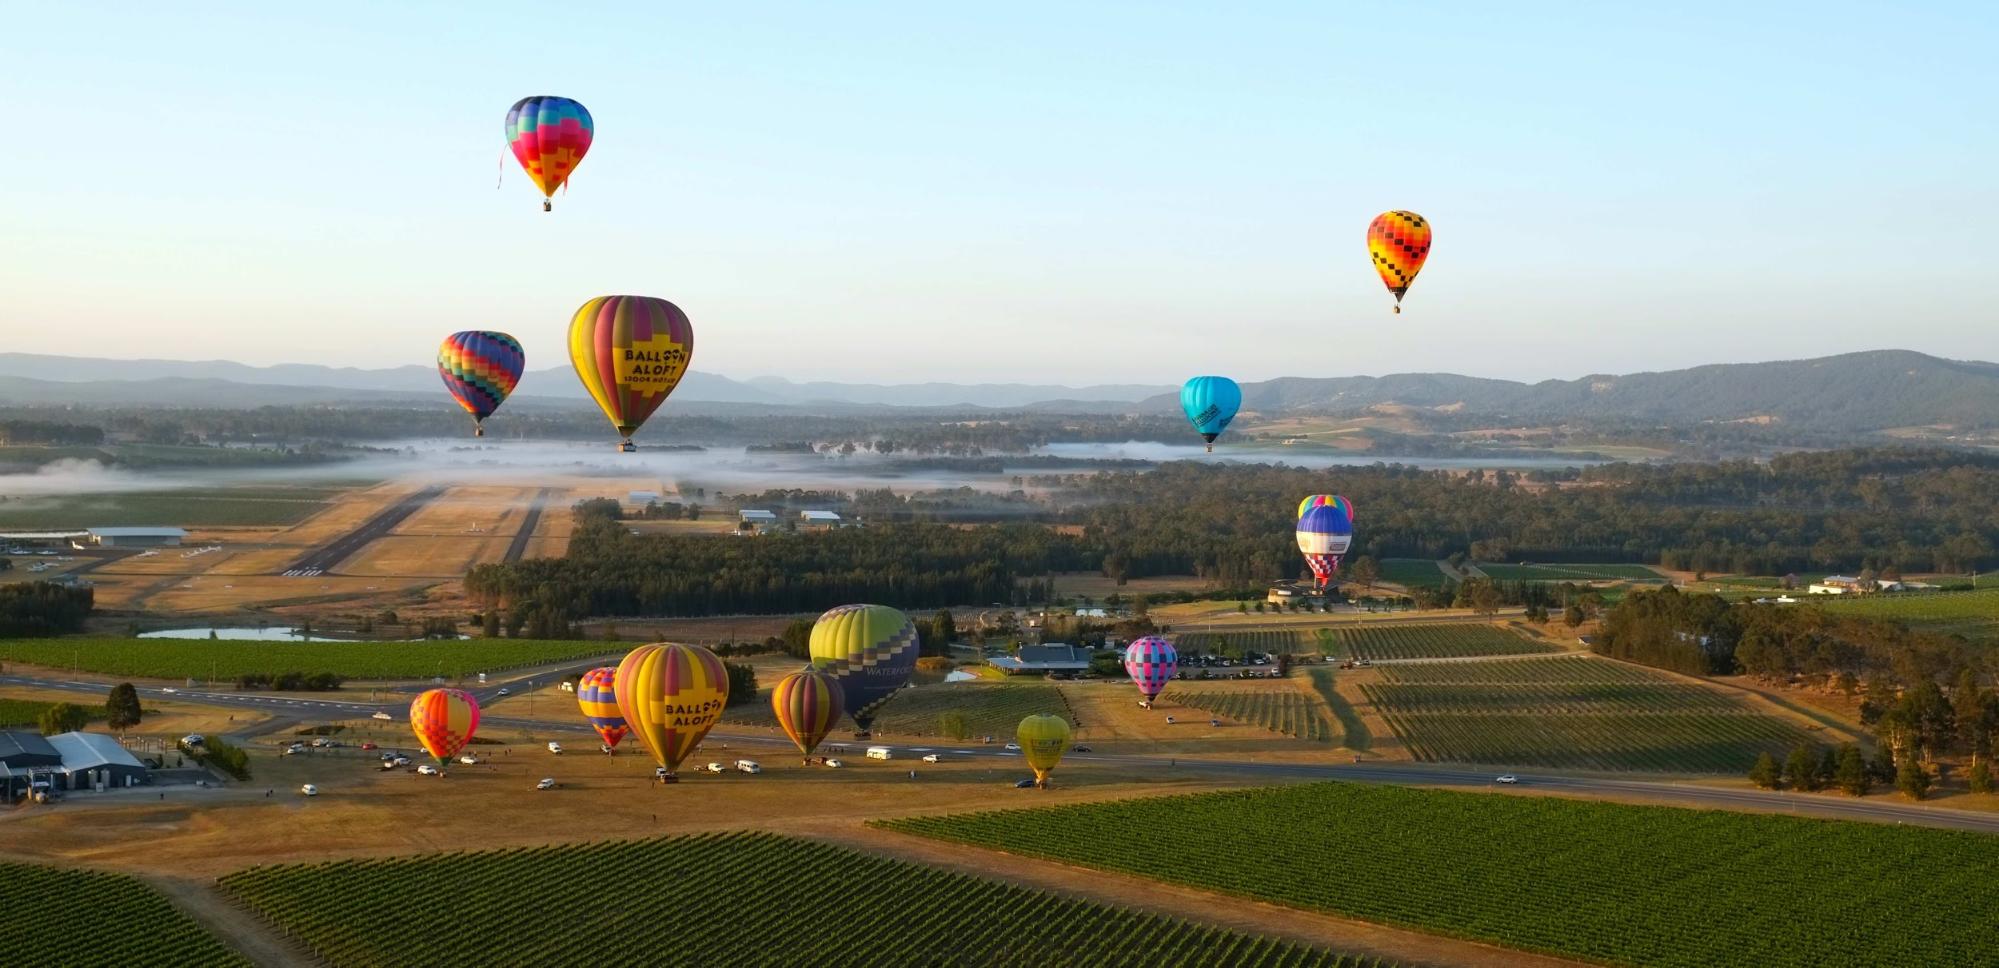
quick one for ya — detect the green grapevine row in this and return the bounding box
[0,862,250,967]
[1175,690,1335,743]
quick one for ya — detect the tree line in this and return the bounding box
[0,583,93,638]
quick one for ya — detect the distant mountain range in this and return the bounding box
[2,349,1995,432]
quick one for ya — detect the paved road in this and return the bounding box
[278,485,443,577]
[11,668,1999,835]
[503,488,553,563]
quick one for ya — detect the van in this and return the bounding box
[547,742,563,754]
[734,760,761,774]
[865,746,893,761]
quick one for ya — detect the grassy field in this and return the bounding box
[1174,688,1335,743]
[0,485,349,529]
[878,782,1996,968]
[1324,624,1558,660]
[0,697,105,728]
[0,637,622,680]
[1174,629,1311,656]
[0,862,249,966]
[1471,562,1665,582]
[1362,657,1820,773]
[219,832,1377,968]
[726,680,1073,739]
[1816,588,1999,643]
[1375,558,1447,589]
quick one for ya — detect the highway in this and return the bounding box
[8,667,1999,835]
[502,487,552,563]
[278,485,443,577]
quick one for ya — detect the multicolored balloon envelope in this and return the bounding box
[409,688,480,765]
[1180,376,1242,453]
[568,296,695,452]
[1123,636,1177,706]
[1296,500,1355,589]
[576,666,629,751]
[771,669,846,760]
[1017,714,1073,788]
[1366,210,1432,313]
[1297,494,1354,521]
[437,331,525,437]
[615,643,729,777]
[808,604,920,735]
[505,96,593,211]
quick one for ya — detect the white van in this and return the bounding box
[734,760,761,775]
[865,746,893,761]
[547,742,563,754]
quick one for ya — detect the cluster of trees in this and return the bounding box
[233,672,344,691]
[37,702,91,735]
[0,583,93,638]
[0,419,105,446]
[1748,743,1885,796]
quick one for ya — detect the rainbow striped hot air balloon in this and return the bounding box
[1367,210,1432,314]
[1017,714,1072,789]
[1297,494,1355,522]
[1296,498,1355,590]
[808,604,920,737]
[409,688,480,768]
[576,666,629,752]
[568,296,695,452]
[437,331,525,437]
[505,96,593,212]
[771,669,846,763]
[615,643,729,782]
[1123,636,1177,707]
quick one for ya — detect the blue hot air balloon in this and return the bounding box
[1180,376,1242,453]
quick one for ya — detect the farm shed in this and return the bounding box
[990,644,1095,675]
[86,527,188,548]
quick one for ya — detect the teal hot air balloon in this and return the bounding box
[1180,376,1241,452]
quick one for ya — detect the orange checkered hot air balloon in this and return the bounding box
[1367,211,1432,313]
[409,688,480,768]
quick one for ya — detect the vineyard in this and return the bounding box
[725,681,1073,739]
[1375,558,1447,589]
[1818,587,1999,643]
[1326,624,1557,660]
[1306,669,1369,750]
[1362,657,1819,773]
[0,862,249,967]
[0,698,104,728]
[1174,688,1335,742]
[1174,629,1309,657]
[219,832,1380,967]
[1470,562,1665,582]
[0,638,624,681]
[879,782,1999,968]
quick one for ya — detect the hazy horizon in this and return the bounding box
[3,3,1993,385]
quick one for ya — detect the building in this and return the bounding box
[1808,575,1904,595]
[0,731,149,799]
[0,530,89,551]
[989,644,1096,676]
[800,510,842,530]
[738,509,778,531]
[84,527,187,548]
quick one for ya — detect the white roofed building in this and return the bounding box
[85,527,188,548]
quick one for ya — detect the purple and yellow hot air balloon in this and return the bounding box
[808,604,920,737]
[1123,636,1177,708]
[576,666,629,753]
[615,643,729,782]
[771,669,846,763]
[437,331,525,437]
[506,96,593,212]
[568,296,695,452]
[1367,210,1432,314]
[409,688,480,767]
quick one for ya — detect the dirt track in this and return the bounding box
[145,873,321,968]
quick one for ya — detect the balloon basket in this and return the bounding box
[618,440,636,453]
[659,773,678,785]
[473,426,485,438]
[543,199,552,212]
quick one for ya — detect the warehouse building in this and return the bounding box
[800,510,843,530]
[989,644,1097,676]
[84,527,188,548]
[0,731,151,799]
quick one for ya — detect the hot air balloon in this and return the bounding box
[409,688,480,767]
[1017,714,1073,788]
[576,666,629,752]
[1297,494,1355,522]
[1366,210,1431,313]
[437,331,525,437]
[808,604,920,737]
[771,669,846,763]
[568,296,695,452]
[505,96,593,212]
[1123,636,1177,708]
[1296,499,1355,590]
[615,643,729,782]
[1180,377,1242,453]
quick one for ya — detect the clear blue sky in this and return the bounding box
[3,2,1992,384]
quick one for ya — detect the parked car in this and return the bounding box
[181,734,205,748]
[704,762,726,774]
[458,754,478,765]
[655,767,673,780]
[392,756,410,767]
[536,777,557,791]
[360,742,378,751]
[1004,743,1021,752]
[378,760,398,771]
[371,712,393,721]
[497,688,510,696]
[921,754,943,763]
[299,784,319,797]
[1071,745,1092,753]
[734,760,761,774]
[823,758,844,769]
[284,743,305,756]
[417,765,440,776]
[546,742,563,754]
[1013,778,1037,788]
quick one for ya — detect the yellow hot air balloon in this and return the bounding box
[568,296,695,452]
[1016,714,1072,789]
[614,643,730,781]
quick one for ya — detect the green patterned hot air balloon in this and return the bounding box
[807,604,919,737]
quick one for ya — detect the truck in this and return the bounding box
[865,746,893,761]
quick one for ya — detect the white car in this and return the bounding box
[160,687,178,694]
[921,754,943,763]
[704,762,726,774]
[284,744,305,756]
[1004,743,1021,752]
[546,742,563,755]
[392,756,410,767]
[371,712,393,721]
[458,754,479,765]
[497,688,510,696]
[536,777,557,791]
[299,784,319,797]
[417,765,440,776]
[1496,774,1519,785]
[824,758,844,769]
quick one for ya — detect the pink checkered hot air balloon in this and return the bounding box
[1123,636,1177,708]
